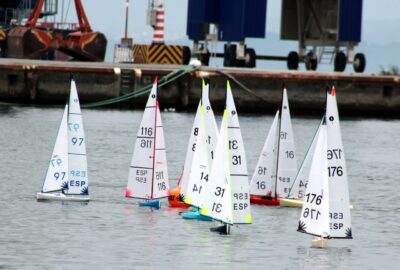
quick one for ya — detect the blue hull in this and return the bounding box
[181,211,212,221]
[138,200,161,209]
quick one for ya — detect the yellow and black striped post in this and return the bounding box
[132,44,190,65]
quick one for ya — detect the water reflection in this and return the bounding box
[297,246,352,270]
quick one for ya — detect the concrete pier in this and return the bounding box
[0,59,399,117]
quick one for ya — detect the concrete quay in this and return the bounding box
[0,59,399,117]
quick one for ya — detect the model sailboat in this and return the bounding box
[297,87,352,248]
[125,77,170,209]
[280,119,323,207]
[249,87,298,206]
[37,78,89,202]
[200,81,252,234]
[168,80,218,208]
[181,97,214,221]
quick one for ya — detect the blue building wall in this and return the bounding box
[187,0,267,41]
[338,0,363,42]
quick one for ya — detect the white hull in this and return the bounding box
[311,237,328,248]
[36,192,90,202]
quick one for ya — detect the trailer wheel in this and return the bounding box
[245,48,256,68]
[287,51,299,70]
[199,50,210,66]
[305,51,318,71]
[182,46,191,65]
[353,53,366,73]
[334,51,347,72]
[224,44,237,67]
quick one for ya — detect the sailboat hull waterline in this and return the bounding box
[168,186,190,208]
[138,200,161,209]
[250,195,280,206]
[280,198,353,208]
[36,192,90,202]
[210,224,231,235]
[311,237,329,248]
[279,198,304,207]
[181,211,213,221]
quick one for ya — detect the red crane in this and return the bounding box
[7,0,107,61]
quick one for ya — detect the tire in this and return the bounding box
[334,51,347,72]
[224,44,237,67]
[245,48,256,68]
[287,51,299,70]
[305,51,317,71]
[199,51,210,66]
[182,46,191,65]
[353,53,366,73]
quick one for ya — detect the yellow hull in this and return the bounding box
[279,198,303,208]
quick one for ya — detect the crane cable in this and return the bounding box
[81,65,199,108]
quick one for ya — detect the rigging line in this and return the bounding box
[81,66,199,108]
[216,70,269,103]
[64,0,71,24]
[287,117,324,197]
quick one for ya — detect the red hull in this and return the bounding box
[168,186,190,208]
[250,195,280,206]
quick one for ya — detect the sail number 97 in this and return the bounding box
[54,172,66,180]
[71,137,84,146]
[68,123,80,131]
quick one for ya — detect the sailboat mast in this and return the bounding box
[151,97,159,200]
[273,85,284,198]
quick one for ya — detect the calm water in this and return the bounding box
[0,105,399,270]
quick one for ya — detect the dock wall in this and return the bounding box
[0,59,399,117]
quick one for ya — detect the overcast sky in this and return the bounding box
[58,0,400,72]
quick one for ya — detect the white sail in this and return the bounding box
[180,81,217,196]
[249,110,279,196]
[200,110,233,224]
[226,83,251,224]
[184,106,210,207]
[201,81,218,165]
[179,102,200,195]
[152,103,170,199]
[126,80,158,199]
[298,124,330,238]
[326,88,352,239]
[288,121,322,199]
[65,79,88,195]
[41,104,69,193]
[276,88,298,198]
[200,82,251,224]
